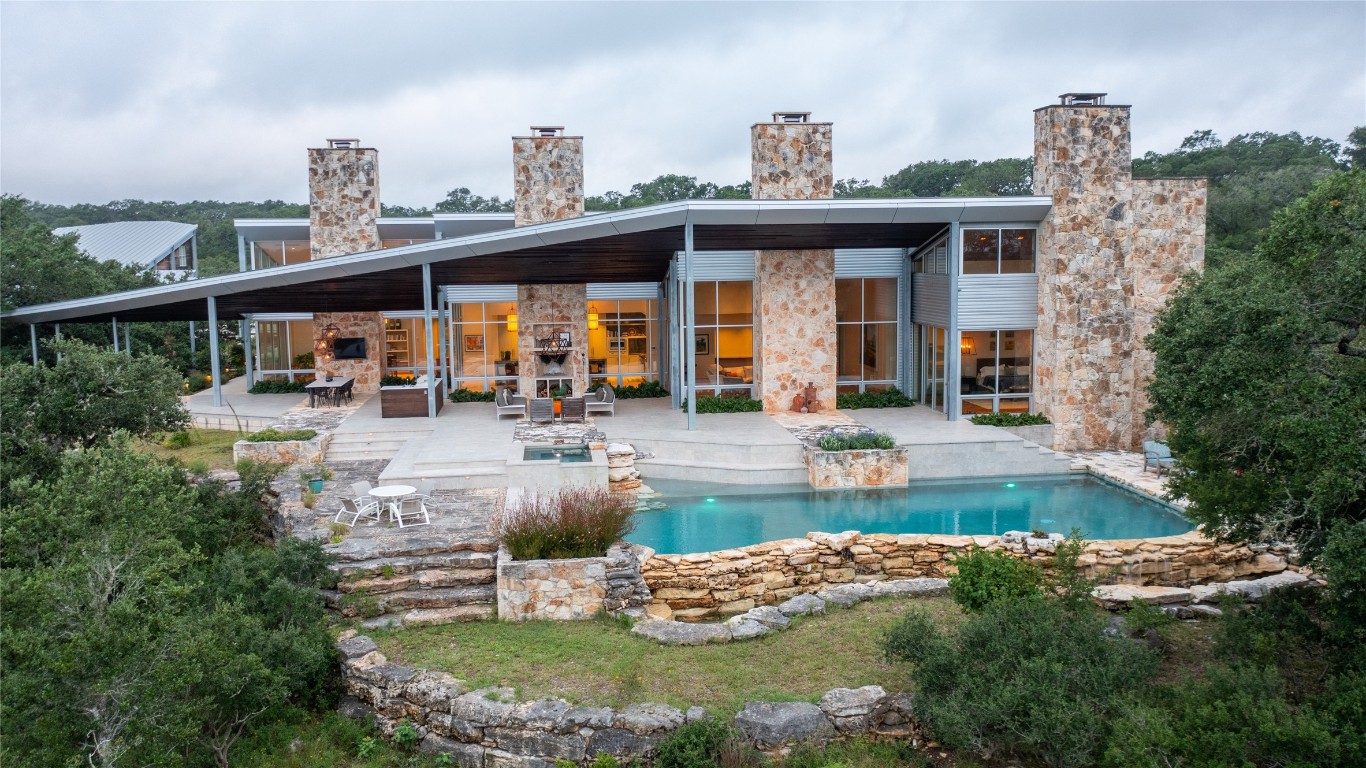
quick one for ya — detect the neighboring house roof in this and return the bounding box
[52,221,197,270]
[5,196,1051,325]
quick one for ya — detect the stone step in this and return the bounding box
[403,605,495,625]
[377,584,496,611]
[379,465,510,490]
[327,539,498,564]
[622,437,805,466]
[331,549,498,578]
[338,567,497,594]
[634,457,808,485]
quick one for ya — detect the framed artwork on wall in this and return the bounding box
[464,335,484,353]
[694,333,710,357]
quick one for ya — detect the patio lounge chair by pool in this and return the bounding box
[1143,440,1179,476]
[586,383,615,417]
[561,396,586,423]
[529,398,555,424]
[495,387,525,419]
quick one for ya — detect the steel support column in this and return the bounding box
[30,324,38,365]
[112,317,120,352]
[207,296,223,407]
[422,264,436,418]
[241,319,254,385]
[54,324,62,361]
[684,221,697,431]
[436,287,449,385]
[946,222,961,421]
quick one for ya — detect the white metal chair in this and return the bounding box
[334,496,381,527]
[351,480,373,498]
[586,383,615,417]
[495,388,526,419]
[413,479,435,503]
[393,495,430,528]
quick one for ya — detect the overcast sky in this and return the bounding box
[2,1,1363,208]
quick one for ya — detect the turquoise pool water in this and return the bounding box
[523,445,591,463]
[627,476,1192,554]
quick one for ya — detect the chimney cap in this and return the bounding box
[1058,93,1107,106]
[771,112,811,123]
[529,126,565,137]
[326,138,362,149]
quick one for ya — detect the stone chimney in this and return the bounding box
[1032,93,1205,451]
[308,138,384,392]
[751,112,837,413]
[309,138,381,259]
[512,126,585,227]
[511,127,588,396]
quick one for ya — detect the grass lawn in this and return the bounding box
[139,428,243,471]
[371,596,967,716]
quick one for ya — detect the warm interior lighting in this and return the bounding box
[588,304,599,330]
[507,313,518,331]
[960,337,976,354]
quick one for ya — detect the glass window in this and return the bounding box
[963,229,999,274]
[586,298,660,390]
[836,278,899,392]
[449,301,520,392]
[959,329,1034,414]
[689,280,754,397]
[1000,229,1035,273]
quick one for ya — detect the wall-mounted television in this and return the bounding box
[333,337,368,360]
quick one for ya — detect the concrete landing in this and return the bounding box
[846,406,1078,479]
[184,376,305,431]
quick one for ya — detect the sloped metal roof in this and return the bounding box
[6,197,1051,325]
[51,221,197,269]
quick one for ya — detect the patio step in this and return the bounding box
[634,457,809,485]
[326,428,433,462]
[377,584,496,611]
[378,465,510,490]
[331,549,497,578]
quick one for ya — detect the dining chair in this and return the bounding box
[334,496,381,527]
[394,496,430,528]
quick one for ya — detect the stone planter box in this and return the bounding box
[233,433,331,465]
[804,446,909,489]
[380,380,445,418]
[1001,424,1055,449]
[496,547,612,621]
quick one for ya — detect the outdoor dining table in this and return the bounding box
[305,376,354,408]
[369,484,416,521]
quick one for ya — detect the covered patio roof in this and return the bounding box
[2,196,1050,325]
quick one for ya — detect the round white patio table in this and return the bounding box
[369,485,416,522]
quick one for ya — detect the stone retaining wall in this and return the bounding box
[642,529,1296,620]
[233,433,331,465]
[338,633,918,766]
[497,543,652,621]
[804,447,909,489]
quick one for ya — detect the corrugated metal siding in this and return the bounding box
[445,285,517,303]
[587,282,659,299]
[835,248,905,277]
[687,251,755,281]
[958,274,1038,329]
[912,273,950,327]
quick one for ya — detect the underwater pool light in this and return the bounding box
[1005,482,1017,489]
[705,497,716,503]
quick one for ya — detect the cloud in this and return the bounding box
[2,1,1362,206]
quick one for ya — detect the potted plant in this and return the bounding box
[550,383,569,416]
[302,461,333,494]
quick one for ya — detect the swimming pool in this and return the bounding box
[522,444,592,463]
[627,475,1192,554]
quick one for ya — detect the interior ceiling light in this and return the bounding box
[588,304,599,330]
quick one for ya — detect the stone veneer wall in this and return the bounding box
[641,530,1295,620]
[804,447,909,489]
[516,284,589,397]
[309,144,386,391]
[233,433,331,465]
[1129,178,1207,442]
[513,135,585,227]
[313,311,385,393]
[751,120,837,413]
[1032,105,1205,451]
[496,544,651,621]
[338,633,918,765]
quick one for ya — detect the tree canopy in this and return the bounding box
[1146,170,1365,559]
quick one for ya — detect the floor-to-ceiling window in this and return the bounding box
[689,280,754,398]
[917,324,947,412]
[254,318,318,382]
[381,316,442,381]
[450,301,519,393]
[836,277,898,392]
[959,329,1033,414]
[250,240,310,269]
[586,299,660,389]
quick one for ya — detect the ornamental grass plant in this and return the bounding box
[817,431,896,451]
[498,486,635,560]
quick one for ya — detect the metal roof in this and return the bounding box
[51,221,197,269]
[6,197,1051,325]
[233,213,515,243]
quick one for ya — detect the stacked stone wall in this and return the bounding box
[233,433,331,465]
[338,632,917,766]
[496,544,651,621]
[804,447,909,489]
[642,529,1295,621]
[751,120,836,413]
[1130,177,1207,442]
[313,311,385,393]
[513,135,585,227]
[308,147,382,259]
[516,284,589,397]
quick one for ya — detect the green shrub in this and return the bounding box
[339,589,382,619]
[1123,598,1174,633]
[499,485,636,560]
[835,387,914,410]
[947,548,1043,613]
[1045,529,1097,611]
[164,430,193,448]
[655,719,755,768]
[379,374,413,387]
[783,736,931,767]
[682,395,764,414]
[392,719,420,752]
[817,431,896,451]
[448,388,497,403]
[1102,664,1343,768]
[884,599,1159,768]
[1321,519,1366,647]
[243,428,318,442]
[248,379,309,394]
[589,380,669,399]
[968,412,1051,426]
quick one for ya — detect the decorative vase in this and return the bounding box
[553,400,562,416]
[308,479,324,493]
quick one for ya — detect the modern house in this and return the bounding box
[3,94,1205,452]
[52,220,198,280]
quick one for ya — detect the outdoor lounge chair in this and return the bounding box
[586,383,615,417]
[1143,440,1179,476]
[495,387,526,419]
[529,398,555,424]
[335,496,381,527]
[561,396,586,423]
[393,495,430,528]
